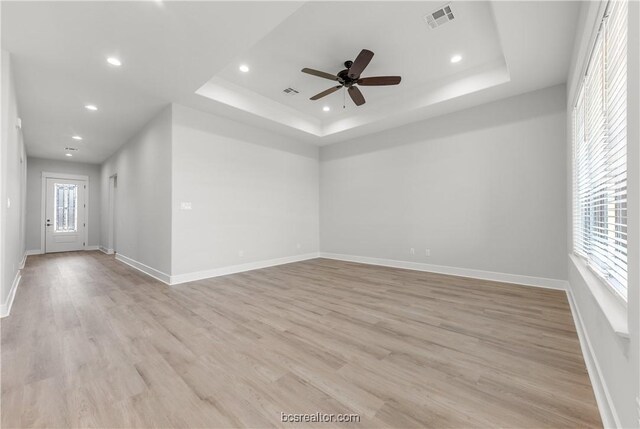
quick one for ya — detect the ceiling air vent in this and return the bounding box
[65,147,79,151]
[425,4,455,29]
[283,87,300,96]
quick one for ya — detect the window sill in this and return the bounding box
[569,254,629,339]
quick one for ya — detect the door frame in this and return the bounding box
[40,172,89,253]
[106,173,117,254]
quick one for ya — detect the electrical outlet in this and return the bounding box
[425,249,431,257]
[238,250,244,257]
[410,248,415,255]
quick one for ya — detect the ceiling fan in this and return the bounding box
[301,49,401,107]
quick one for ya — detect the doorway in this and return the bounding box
[42,173,88,253]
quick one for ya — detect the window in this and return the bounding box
[573,0,628,300]
[54,183,78,232]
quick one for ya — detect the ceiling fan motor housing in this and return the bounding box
[337,69,356,87]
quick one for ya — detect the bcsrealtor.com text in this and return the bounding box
[281,412,361,423]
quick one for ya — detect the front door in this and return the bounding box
[45,178,86,253]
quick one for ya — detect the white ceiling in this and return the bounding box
[2,1,580,163]
[216,2,504,119]
[1,1,303,163]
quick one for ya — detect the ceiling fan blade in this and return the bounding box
[348,86,366,106]
[301,68,339,81]
[348,49,374,79]
[310,85,342,100]
[357,76,402,86]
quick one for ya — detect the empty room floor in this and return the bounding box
[1,252,601,428]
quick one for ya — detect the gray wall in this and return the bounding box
[1,50,27,310]
[25,157,101,251]
[100,105,172,276]
[170,104,319,276]
[320,84,568,281]
[564,2,639,427]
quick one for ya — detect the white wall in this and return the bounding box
[170,104,319,280]
[565,2,639,427]
[320,85,568,282]
[25,157,101,251]
[100,106,172,277]
[1,50,27,314]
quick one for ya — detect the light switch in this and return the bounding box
[180,202,192,210]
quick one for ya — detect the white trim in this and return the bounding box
[318,252,568,291]
[568,0,608,108]
[569,254,629,338]
[0,271,21,318]
[40,172,89,253]
[18,253,27,270]
[25,249,43,256]
[115,253,171,284]
[85,245,99,251]
[99,246,114,255]
[170,253,320,285]
[566,288,620,429]
[107,174,117,254]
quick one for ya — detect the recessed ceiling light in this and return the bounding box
[65,153,73,157]
[450,54,462,63]
[239,64,250,73]
[72,135,83,140]
[323,106,330,112]
[107,57,122,67]
[85,104,98,111]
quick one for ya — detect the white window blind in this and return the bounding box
[573,0,628,300]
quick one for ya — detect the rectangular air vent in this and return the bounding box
[425,4,455,29]
[64,147,79,151]
[283,87,300,96]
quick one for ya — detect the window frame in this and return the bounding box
[571,0,628,304]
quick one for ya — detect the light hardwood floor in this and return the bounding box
[1,252,601,428]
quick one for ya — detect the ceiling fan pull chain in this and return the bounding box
[343,87,346,109]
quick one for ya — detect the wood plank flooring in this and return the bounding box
[1,251,601,428]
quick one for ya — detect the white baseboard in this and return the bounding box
[319,252,568,290]
[0,271,21,318]
[18,253,27,270]
[115,253,171,284]
[170,252,320,285]
[98,246,114,255]
[565,288,620,428]
[26,247,99,255]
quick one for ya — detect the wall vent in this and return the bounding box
[283,87,300,96]
[64,147,79,151]
[424,4,455,29]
